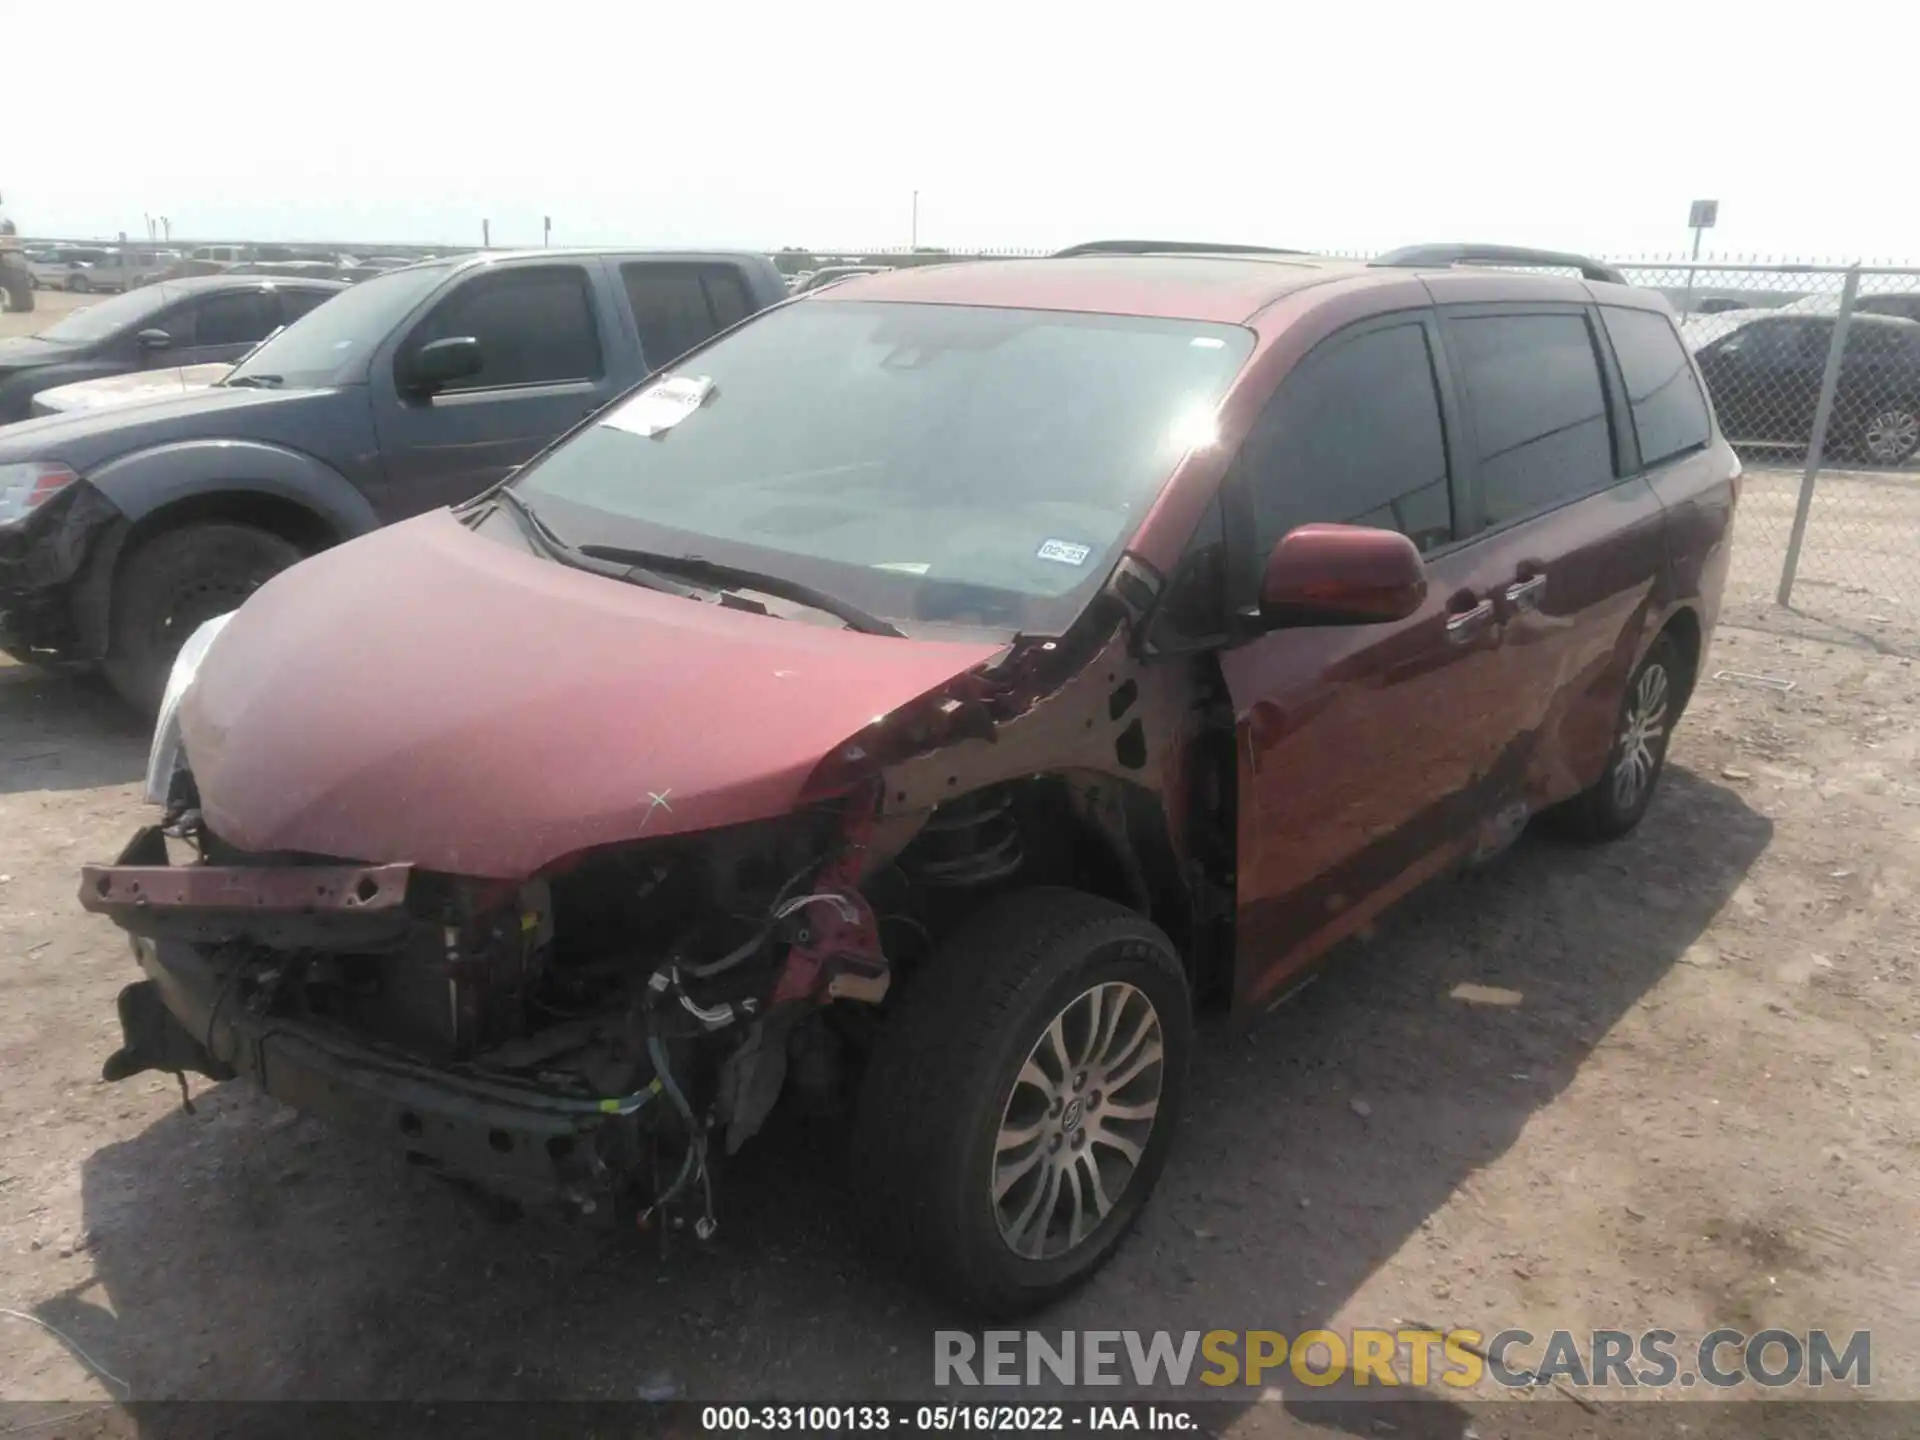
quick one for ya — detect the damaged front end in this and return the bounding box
[82,782,894,1233]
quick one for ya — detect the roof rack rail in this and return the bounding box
[1052,239,1308,258]
[1370,243,1626,286]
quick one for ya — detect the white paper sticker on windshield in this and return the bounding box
[1036,539,1093,567]
[872,561,932,575]
[600,374,714,438]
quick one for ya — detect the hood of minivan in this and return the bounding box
[0,383,329,464]
[180,510,1005,879]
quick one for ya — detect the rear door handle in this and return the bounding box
[1445,598,1495,644]
[1505,574,1548,611]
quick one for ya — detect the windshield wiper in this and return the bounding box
[487,488,700,599]
[578,541,905,638]
[222,373,283,389]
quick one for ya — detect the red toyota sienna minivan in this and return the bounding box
[82,240,1736,1314]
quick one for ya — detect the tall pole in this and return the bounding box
[482,218,491,250]
[543,215,551,248]
[911,190,918,249]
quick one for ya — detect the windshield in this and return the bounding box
[225,262,451,388]
[36,285,181,343]
[512,300,1253,635]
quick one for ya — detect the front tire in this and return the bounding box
[67,271,90,294]
[102,522,302,713]
[1543,633,1684,842]
[856,887,1190,1315]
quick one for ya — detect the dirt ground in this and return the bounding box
[2,293,1918,1432]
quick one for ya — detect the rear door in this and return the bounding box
[1220,311,1520,1013]
[616,261,762,373]
[1433,302,1677,815]
[370,261,619,517]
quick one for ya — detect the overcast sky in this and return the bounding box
[9,0,1916,261]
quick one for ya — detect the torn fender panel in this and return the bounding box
[180,511,1004,879]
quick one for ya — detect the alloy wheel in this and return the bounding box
[1864,409,1920,465]
[992,980,1164,1261]
[1612,662,1670,812]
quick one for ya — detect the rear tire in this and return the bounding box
[67,272,90,294]
[102,523,302,713]
[855,887,1190,1315]
[1860,406,1920,467]
[1543,633,1684,842]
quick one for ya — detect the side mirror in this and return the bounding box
[405,335,483,394]
[1258,523,1428,627]
[135,328,172,352]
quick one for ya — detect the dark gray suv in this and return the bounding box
[0,249,789,707]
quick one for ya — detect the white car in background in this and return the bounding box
[24,247,178,293]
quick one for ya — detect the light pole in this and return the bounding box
[911,190,918,249]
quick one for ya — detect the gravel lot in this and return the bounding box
[1,293,1917,1432]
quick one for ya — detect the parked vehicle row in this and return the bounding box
[0,276,344,425]
[0,249,790,705]
[57,241,1733,1314]
[22,246,182,293]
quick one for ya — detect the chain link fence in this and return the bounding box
[1609,261,1920,653]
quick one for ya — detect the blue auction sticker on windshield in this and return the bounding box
[1036,539,1093,566]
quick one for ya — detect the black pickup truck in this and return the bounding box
[0,248,789,708]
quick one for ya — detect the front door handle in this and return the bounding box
[1445,598,1495,644]
[1505,574,1548,611]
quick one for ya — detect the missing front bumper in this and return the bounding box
[111,938,621,1208]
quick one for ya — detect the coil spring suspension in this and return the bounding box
[909,788,1025,888]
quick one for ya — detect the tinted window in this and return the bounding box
[1238,320,1454,555]
[1856,295,1920,323]
[621,263,754,367]
[1720,318,1822,363]
[193,290,276,346]
[1451,312,1615,526]
[1601,306,1711,468]
[409,265,602,391]
[276,288,333,325]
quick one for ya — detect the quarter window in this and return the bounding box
[1237,319,1455,557]
[1450,312,1615,527]
[1601,306,1711,468]
[407,265,603,392]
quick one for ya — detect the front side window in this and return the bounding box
[406,265,602,392]
[227,262,450,389]
[1238,319,1454,557]
[1450,311,1615,527]
[513,300,1254,636]
[1601,306,1712,468]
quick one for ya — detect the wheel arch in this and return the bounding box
[70,445,378,659]
[1653,603,1704,714]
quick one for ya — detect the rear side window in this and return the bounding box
[1238,320,1455,556]
[1450,312,1615,527]
[1601,306,1711,468]
[277,288,333,325]
[621,263,755,368]
[409,265,603,392]
[193,290,277,346]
